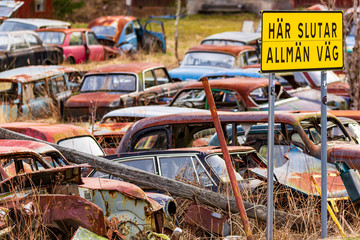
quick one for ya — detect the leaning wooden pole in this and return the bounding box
[201,77,253,240]
[0,127,304,232]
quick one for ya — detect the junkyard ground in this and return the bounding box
[8,13,360,239]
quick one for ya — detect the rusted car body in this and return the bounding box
[201,70,348,110]
[63,62,189,120]
[117,111,360,169]
[94,106,209,154]
[0,30,63,71]
[170,78,327,111]
[88,16,166,53]
[36,28,120,64]
[0,147,107,238]
[0,140,176,239]
[0,122,105,156]
[0,65,80,119]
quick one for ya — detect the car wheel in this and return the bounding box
[65,57,76,64]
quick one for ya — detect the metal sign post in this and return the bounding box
[266,73,275,240]
[260,11,343,239]
[321,71,327,238]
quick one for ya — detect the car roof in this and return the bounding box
[88,15,137,43]
[111,146,256,159]
[179,77,275,96]
[86,62,165,75]
[0,122,91,144]
[201,31,261,44]
[35,28,91,33]
[0,139,59,155]
[0,65,78,83]
[188,44,256,56]
[4,18,70,28]
[101,105,210,122]
[118,111,329,152]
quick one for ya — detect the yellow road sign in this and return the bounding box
[261,11,343,73]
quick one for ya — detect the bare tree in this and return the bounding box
[345,0,360,110]
[174,0,181,62]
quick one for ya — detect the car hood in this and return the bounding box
[169,66,224,81]
[65,92,124,107]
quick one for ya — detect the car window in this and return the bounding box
[153,68,170,85]
[144,70,156,88]
[159,156,197,183]
[134,130,167,151]
[69,32,83,46]
[25,33,42,46]
[58,136,104,156]
[170,89,206,108]
[33,80,47,98]
[12,35,28,49]
[0,82,18,101]
[23,83,35,101]
[87,32,99,45]
[246,51,259,65]
[0,21,37,31]
[192,157,214,187]
[80,74,136,92]
[0,34,9,50]
[120,158,156,174]
[50,75,66,94]
[125,23,134,35]
[206,155,243,183]
[36,31,64,45]
[181,52,235,69]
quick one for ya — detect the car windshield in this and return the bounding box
[0,21,37,31]
[57,136,104,156]
[206,155,242,183]
[345,122,360,144]
[80,74,136,92]
[170,89,206,108]
[0,34,9,50]
[0,81,18,101]
[181,52,235,68]
[91,26,117,38]
[37,31,66,44]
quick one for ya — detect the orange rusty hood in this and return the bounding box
[65,92,123,108]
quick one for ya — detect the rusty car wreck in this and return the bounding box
[63,62,189,120]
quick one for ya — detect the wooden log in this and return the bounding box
[0,127,304,230]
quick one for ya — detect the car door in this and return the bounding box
[85,31,105,61]
[10,34,34,68]
[21,80,52,118]
[67,31,86,63]
[48,74,72,114]
[143,20,166,53]
[119,21,137,52]
[24,33,45,65]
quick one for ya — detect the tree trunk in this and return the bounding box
[0,127,304,230]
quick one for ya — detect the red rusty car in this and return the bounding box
[63,62,189,120]
[36,28,120,64]
[169,77,327,111]
[117,111,360,169]
[0,122,105,157]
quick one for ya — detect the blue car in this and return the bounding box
[169,44,259,81]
